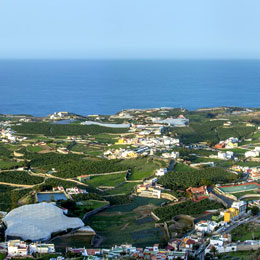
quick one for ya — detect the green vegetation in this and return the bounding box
[216,250,254,260]
[173,162,197,172]
[232,190,259,199]
[120,157,167,180]
[159,166,237,190]
[104,182,141,195]
[0,171,43,185]
[26,152,128,178]
[172,121,255,145]
[71,193,104,201]
[58,199,108,218]
[0,185,32,211]
[43,178,85,189]
[26,145,43,153]
[0,159,23,170]
[105,195,133,205]
[86,173,126,188]
[12,122,128,136]
[251,206,259,215]
[153,199,223,221]
[87,196,168,247]
[231,223,260,241]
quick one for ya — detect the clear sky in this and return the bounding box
[1,0,260,59]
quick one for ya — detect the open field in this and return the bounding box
[120,157,168,180]
[86,173,126,189]
[104,182,141,195]
[87,196,169,248]
[217,251,253,260]
[0,160,22,170]
[231,222,260,241]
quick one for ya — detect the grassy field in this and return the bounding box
[120,157,168,180]
[78,200,108,210]
[174,163,197,172]
[0,160,23,170]
[26,145,43,153]
[231,222,260,241]
[232,190,259,199]
[85,173,126,188]
[104,182,141,195]
[92,133,121,144]
[87,196,169,248]
[74,200,109,218]
[217,251,254,260]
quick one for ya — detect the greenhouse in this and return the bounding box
[4,202,84,241]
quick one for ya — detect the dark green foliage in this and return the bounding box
[59,200,77,211]
[105,195,132,205]
[71,193,104,201]
[251,206,259,216]
[172,121,255,145]
[159,167,237,190]
[0,144,12,158]
[0,186,32,211]
[38,184,53,191]
[26,152,128,178]
[12,122,128,136]
[153,199,223,221]
[0,171,43,185]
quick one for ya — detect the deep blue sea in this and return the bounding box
[0,60,259,116]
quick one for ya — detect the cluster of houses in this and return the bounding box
[186,186,208,201]
[49,111,71,120]
[104,135,180,159]
[231,165,260,181]
[0,128,27,143]
[67,244,187,260]
[104,148,138,159]
[53,186,88,195]
[137,177,165,199]
[115,136,180,149]
[4,240,56,258]
[245,147,260,158]
[222,201,247,223]
[214,137,239,149]
[217,151,234,160]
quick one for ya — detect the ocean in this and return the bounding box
[0,59,259,116]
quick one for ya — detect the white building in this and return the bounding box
[30,243,55,254]
[245,150,260,158]
[231,201,247,214]
[155,168,167,177]
[8,240,28,257]
[195,221,218,233]
[218,151,234,160]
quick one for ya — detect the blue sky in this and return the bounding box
[1,0,260,59]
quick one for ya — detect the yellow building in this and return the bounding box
[224,207,239,222]
[125,151,137,159]
[115,138,125,145]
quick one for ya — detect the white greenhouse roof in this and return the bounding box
[4,202,84,241]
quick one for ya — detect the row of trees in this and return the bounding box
[26,152,128,178]
[172,120,255,145]
[158,167,237,190]
[0,171,44,185]
[153,199,223,222]
[12,122,128,136]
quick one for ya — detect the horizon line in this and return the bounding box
[1,57,260,61]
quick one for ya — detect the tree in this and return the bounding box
[251,206,259,216]
[10,191,18,209]
[210,245,217,256]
